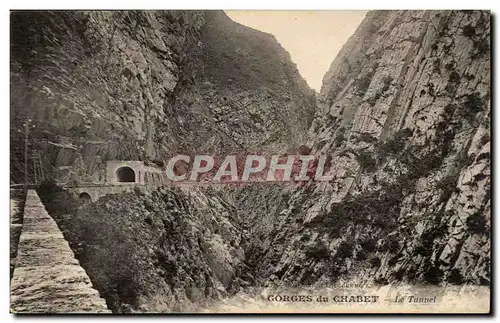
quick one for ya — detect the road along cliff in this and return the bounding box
[10,10,490,313]
[10,10,315,184]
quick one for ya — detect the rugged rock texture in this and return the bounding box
[11,10,315,313]
[11,11,200,183]
[37,184,251,313]
[10,10,315,184]
[11,9,491,313]
[258,10,491,287]
[10,189,26,279]
[194,12,315,152]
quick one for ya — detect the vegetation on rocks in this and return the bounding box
[38,181,250,313]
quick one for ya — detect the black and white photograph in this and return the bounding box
[9,8,491,314]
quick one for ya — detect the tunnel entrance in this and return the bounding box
[79,192,92,204]
[116,166,136,182]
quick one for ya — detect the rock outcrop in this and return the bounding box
[37,183,250,313]
[257,10,490,287]
[10,10,315,183]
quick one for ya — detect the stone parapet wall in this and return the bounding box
[10,190,110,313]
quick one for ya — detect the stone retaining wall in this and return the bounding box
[10,190,111,313]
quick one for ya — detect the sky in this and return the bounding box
[225,10,368,92]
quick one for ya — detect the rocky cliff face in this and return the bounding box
[10,10,315,183]
[12,10,315,313]
[257,10,490,286]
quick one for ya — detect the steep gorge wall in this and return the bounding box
[10,10,315,183]
[11,10,491,313]
[257,10,490,287]
[38,183,251,313]
[11,11,198,183]
[11,10,315,313]
[195,12,316,153]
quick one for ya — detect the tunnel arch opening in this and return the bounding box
[116,166,136,182]
[79,192,92,204]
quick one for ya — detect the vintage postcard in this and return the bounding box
[10,10,491,314]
